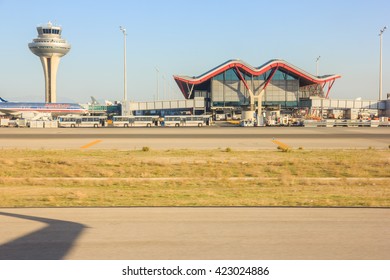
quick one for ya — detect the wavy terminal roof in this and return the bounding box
[174,59,341,85]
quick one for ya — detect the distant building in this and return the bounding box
[87,104,122,118]
[28,22,71,103]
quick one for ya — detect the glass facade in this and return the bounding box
[225,69,240,81]
[210,69,300,108]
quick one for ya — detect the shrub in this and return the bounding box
[277,145,291,152]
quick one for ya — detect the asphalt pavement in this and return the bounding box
[0,126,389,150]
[0,207,389,260]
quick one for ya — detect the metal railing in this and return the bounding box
[304,119,389,127]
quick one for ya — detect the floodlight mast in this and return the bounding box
[120,26,127,102]
[155,67,160,100]
[316,56,321,76]
[379,26,387,100]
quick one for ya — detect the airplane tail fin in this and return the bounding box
[90,96,100,105]
[0,97,8,103]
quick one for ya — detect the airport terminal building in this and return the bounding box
[121,59,387,122]
[173,59,341,116]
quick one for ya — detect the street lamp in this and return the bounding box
[379,26,387,100]
[119,26,127,102]
[316,56,321,76]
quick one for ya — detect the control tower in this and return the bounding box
[28,22,71,103]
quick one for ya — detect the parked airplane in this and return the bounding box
[0,98,88,117]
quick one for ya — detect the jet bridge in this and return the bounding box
[121,97,206,116]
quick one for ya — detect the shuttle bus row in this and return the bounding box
[57,115,211,128]
[112,115,212,127]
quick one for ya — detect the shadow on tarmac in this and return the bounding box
[0,212,86,260]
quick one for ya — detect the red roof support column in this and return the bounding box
[326,79,336,98]
[175,80,188,99]
[234,66,251,92]
[261,67,278,91]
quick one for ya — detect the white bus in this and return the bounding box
[163,115,211,127]
[58,116,78,127]
[112,116,132,127]
[58,116,107,128]
[112,115,159,127]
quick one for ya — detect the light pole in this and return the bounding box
[316,56,321,76]
[379,26,387,100]
[162,74,166,100]
[155,67,160,100]
[119,26,127,102]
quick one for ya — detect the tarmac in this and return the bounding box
[0,126,389,150]
[0,207,389,260]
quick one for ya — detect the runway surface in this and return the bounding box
[0,207,389,260]
[0,127,389,149]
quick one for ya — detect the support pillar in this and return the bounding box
[40,56,60,103]
[256,90,264,126]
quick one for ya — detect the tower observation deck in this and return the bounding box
[28,22,71,103]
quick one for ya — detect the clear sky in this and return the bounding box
[0,0,389,103]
